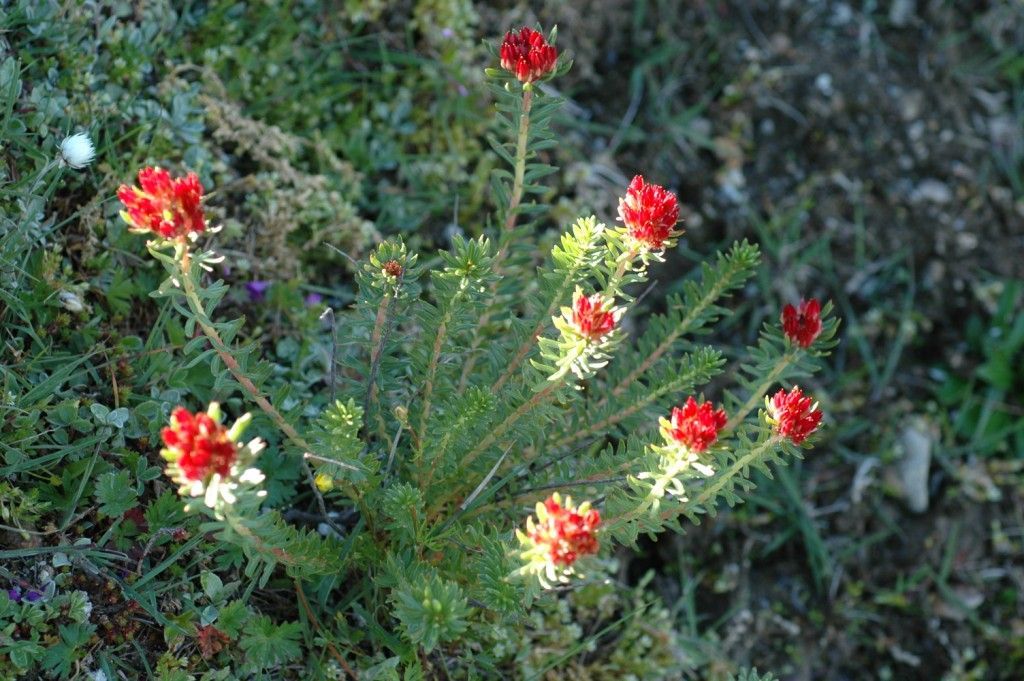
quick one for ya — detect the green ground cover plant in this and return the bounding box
[3,1,1022,679]
[2,8,835,677]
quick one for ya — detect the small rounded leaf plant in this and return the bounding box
[121,25,838,676]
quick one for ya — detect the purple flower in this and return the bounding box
[245,280,271,302]
[5,586,41,603]
[305,293,323,306]
[441,27,455,39]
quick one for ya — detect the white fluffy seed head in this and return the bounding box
[59,132,95,169]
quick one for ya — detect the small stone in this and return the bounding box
[989,115,1022,150]
[898,90,925,120]
[896,417,933,513]
[851,456,880,504]
[717,167,747,204]
[958,459,1002,503]
[815,73,834,97]
[770,33,792,55]
[691,117,713,140]
[830,3,853,26]
[910,179,952,204]
[889,0,916,27]
[933,585,984,621]
[956,232,979,251]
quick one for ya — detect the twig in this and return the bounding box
[300,458,347,538]
[417,310,452,455]
[363,278,400,437]
[320,306,338,403]
[135,527,185,574]
[383,421,403,481]
[294,579,358,680]
[510,476,626,498]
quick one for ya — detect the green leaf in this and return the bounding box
[106,407,130,429]
[200,571,225,601]
[392,574,472,653]
[216,600,249,638]
[239,616,303,671]
[89,403,130,428]
[41,623,94,677]
[95,470,135,518]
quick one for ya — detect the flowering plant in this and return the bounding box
[115,24,838,676]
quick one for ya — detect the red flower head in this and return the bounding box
[117,166,206,239]
[663,397,728,453]
[571,291,617,340]
[782,298,823,348]
[767,386,823,444]
[161,407,238,482]
[382,260,403,278]
[526,493,601,567]
[499,27,558,83]
[617,175,681,250]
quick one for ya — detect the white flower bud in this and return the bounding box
[59,132,96,169]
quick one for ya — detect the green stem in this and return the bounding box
[594,259,743,409]
[416,311,451,458]
[722,352,795,435]
[175,249,371,526]
[605,435,781,537]
[364,292,393,436]
[458,85,535,394]
[689,435,781,510]
[606,247,639,298]
[178,250,312,454]
[429,380,560,516]
[490,271,571,394]
[503,86,534,234]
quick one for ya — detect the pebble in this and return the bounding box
[896,417,933,513]
[899,90,925,121]
[889,0,916,27]
[910,179,953,204]
[815,73,834,97]
[718,167,747,204]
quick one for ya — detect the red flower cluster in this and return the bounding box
[499,27,558,83]
[571,292,617,340]
[782,298,822,348]
[117,167,205,239]
[382,260,403,278]
[618,175,680,250]
[767,386,822,444]
[528,495,601,567]
[664,397,728,453]
[161,407,238,481]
